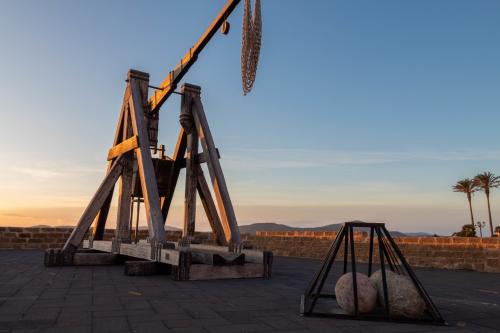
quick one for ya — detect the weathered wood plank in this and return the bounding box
[159,248,181,266]
[107,135,139,161]
[190,251,245,266]
[119,242,152,260]
[189,263,264,280]
[185,84,240,244]
[196,165,226,245]
[92,240,113,252]
[128,74,165,244]
[73,253,118,266]
[115,155,134,242]
[63,156,124,250]
[183,131,198,239]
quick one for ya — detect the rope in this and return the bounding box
[241,0,262,95]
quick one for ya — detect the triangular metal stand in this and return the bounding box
[300,222,445,325]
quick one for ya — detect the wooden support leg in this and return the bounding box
[46,155,125,266]
[161,125,188,223]
[128,71,165,244]
[115,154,134,243]
[183,132,198,240]
[93,86,131,240]
[196,165,226,245]
[182,84,241,245]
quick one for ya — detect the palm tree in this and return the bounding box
[474,172,500,237]
[453,178,478,228]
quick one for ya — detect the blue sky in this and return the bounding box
[0,0,499,234]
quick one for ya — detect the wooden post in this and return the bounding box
[183,131,198,239]
[196,165,226,245]
[160,129,187,222]
[115,106,134,243]
[128,70,165,244]
[115,155,133,242]
[182,84,241,245]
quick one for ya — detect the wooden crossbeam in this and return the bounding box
[179,149,219,168]
[107,135,139,161]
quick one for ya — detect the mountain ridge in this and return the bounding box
[238,221,433,237]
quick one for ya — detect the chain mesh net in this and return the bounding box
[241,0,261,95]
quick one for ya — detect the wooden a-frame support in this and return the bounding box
[46,70,241,265]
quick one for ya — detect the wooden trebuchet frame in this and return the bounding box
[44,72,269,280]
[44,0,272,279]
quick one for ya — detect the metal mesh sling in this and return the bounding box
[241,0,262,95]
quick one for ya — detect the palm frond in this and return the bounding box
[452,178,477,194]
[474,172,500,190]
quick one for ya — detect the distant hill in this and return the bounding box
[238,222,433,237]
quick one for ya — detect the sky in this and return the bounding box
[0,0,499,235]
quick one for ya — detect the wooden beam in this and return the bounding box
[183,131,198,239]
[185,84,241,244]
[92,85,132,240]
[115,110,134,243]
[128,73,166,244]
[73,253,118,266]
[189,263,264,280]
[107,135,139,161]
[196,165,226,245]
[148,0,242,113]
[115,155,134,242]
[190,250,245,266]
[63,155,124,250]
[178,149,220,168]
[160,125,187,222]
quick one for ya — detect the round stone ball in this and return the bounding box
[334,272,377,314]
[370,269,426,319]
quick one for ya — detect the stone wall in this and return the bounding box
[0,227,211,250]
[1,227,499,273]
[242,231,500,273]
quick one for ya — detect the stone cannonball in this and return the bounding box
[370,269,426,319]
[334,272,377,314]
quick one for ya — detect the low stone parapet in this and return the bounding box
[246,231,500,273]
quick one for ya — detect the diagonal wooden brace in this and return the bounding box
[182,84,241,245]
[58,155,125,262]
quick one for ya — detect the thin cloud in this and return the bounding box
[11,164,103,181]
[223,149,500,170]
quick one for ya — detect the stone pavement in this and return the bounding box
[0,250,499,332]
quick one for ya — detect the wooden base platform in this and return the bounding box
[45,240,272,281]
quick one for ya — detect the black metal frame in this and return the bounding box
[300,222,446,325]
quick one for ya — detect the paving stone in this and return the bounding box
[92,316,130,333]
[129,320,168,333]
[0,251,499,332]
